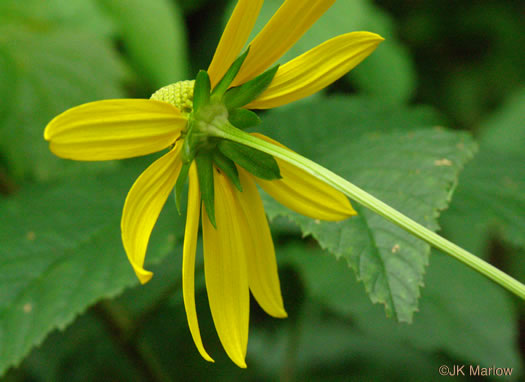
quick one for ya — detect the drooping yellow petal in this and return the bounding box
[252,134,356,221]
[246,32,384,109]
[236,168,287,318]
[232,0,336,86]
[207,0,264,88]
[202,168,249,368]
[44,99,186,161]
[121,144,183,284]
[182,165,214,362]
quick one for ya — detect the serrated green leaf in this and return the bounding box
[259,97,476,322]
[0,163,183,375]
[0,21,127,181]
[97,0,188,88]
[441,89,525,252]
[228,0,416,104]
[278,243,522,375]
[13,312,143,382]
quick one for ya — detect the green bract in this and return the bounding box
[166,65,281,225]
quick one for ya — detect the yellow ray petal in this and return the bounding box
[252,134,356,221]
[236,168,287,318]
[232,0,336,86]
[202,169,249,368]
[182,165,214,362]
[44,99,186,161]
[247,32,384,109]
[121,144,183,284]
[207,0,264,88]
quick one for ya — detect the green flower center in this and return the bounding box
[150,80,195,115]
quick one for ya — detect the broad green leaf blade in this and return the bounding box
[0,163,182,375]
[277,243,522,374]
[0,22,127,181]
[14,312,143,382]
[441,89,525,252]
[97,0,188,88]
[230,0,415,104]
[259,97,476,322]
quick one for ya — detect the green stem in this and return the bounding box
[211,123,525,300]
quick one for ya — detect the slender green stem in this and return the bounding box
[211,123,525,300]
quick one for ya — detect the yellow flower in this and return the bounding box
[44,0,382,368]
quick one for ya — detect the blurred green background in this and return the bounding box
[1,0,524,380]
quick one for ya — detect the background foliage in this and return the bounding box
[0,0,523,380]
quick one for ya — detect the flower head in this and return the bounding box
[44,0,382,368]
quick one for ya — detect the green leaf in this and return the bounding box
[0,162,182,375]
[232,0,416,104]
[259,96,476,322]
[218,140,281,181]
[97,0,188,89]
[278,242,522,375]
[10,241,200,382]
[0,19,127,181]
[11,312,143,382]
[441,89,525,252]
